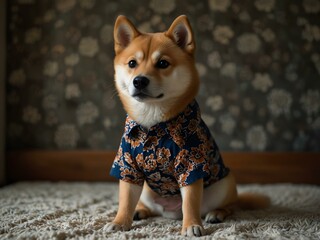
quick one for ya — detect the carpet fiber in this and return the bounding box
[1,182,319,239]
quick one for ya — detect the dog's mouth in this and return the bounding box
[132,91,164,101]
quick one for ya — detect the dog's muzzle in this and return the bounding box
[133,76,149,90]
[131,76,164,101]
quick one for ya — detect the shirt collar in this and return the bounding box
[124,99,201,136]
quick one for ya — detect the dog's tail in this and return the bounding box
[237,192,271,210]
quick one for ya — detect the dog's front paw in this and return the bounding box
[104,222,131,232]
[181,225,205,237]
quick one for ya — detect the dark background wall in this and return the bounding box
[1,0,6,185]
[6,0,320,151]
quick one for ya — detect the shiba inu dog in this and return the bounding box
[105,15,270,237]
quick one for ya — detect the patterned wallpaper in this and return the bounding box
[6,0,320,151]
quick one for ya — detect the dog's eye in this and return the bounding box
[156,60,170,69]
[128,60,137,68]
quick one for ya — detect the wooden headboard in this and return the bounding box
[6,151,320,184]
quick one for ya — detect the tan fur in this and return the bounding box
[113,15,199,124]
[180,179,204,236]
[237,192,271,210]
[106,15,270,237]
[107,181,142,231]
[134,201,154,219]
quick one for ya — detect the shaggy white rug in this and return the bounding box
[0,182,319,240]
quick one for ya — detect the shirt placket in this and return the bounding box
[139,126,150,159]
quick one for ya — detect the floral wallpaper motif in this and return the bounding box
[6,0,320,151]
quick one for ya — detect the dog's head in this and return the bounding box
[113,15,200,125]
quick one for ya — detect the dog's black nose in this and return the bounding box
[133,76,149,90]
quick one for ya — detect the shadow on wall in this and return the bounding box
[6,0,320,151]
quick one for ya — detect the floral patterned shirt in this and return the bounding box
[110,100,229,197]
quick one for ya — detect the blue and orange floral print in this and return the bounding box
[110,100,229,197]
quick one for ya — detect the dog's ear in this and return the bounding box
[114,15,140,54]
[166,15,195,54]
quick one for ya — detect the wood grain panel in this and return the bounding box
[7,151,116,182]
[223,152,320,184]
[6,151,320,184]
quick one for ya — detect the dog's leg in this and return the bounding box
[180,178,205,237]
[202,173,238,224]
[133,200,154,220]
[134,182,160,220]
[105,180,142,231]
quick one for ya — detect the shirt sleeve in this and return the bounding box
[110,135,145,186]
[174,121,213,188]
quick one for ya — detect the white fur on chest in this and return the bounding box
[129,101,168,128]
